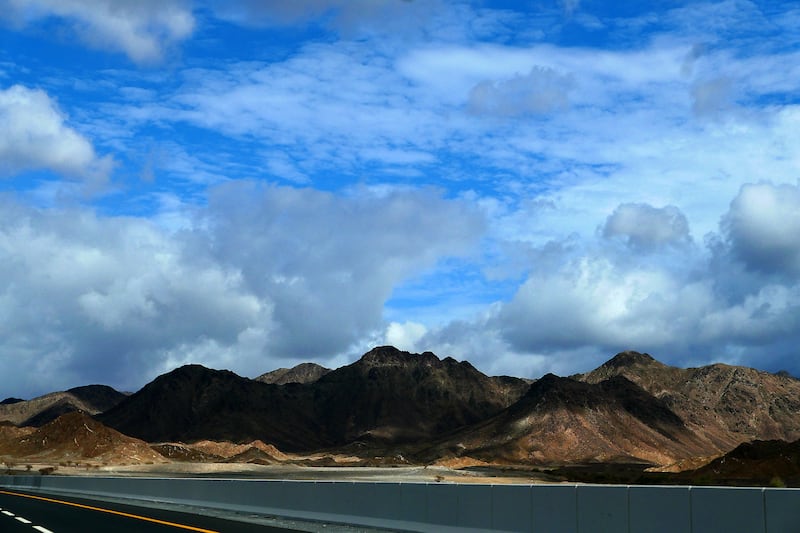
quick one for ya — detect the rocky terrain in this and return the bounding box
[97,365,325,451]
[577,351,800,450]
[0,411,164,465]
[255,363,331,385]
[416,373,715,466]
[1,347,799,487]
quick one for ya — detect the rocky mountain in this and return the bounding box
[577,351,800,450]
[97,365,325,452]
[0,385,127,427]
[0,411,164,464]
[417,373,714,466]
[5,347,799,475]
[255,362,331,385]
[98,346,530,451]
[309,346,530,444]
[681,438,800,486]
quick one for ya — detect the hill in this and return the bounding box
[0,412,164,464]
[308,346,530,444]
[416,373,714,466]
[681,438,800,487]
[98,365,324,452]
[255,362,331,385]
[0,385,127,427]
[578,351,800,450]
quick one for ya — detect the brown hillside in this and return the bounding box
[418,374,715,466]
[255,363,331,385]
[0,385,127,427]
[188,440,290,461]
[1,412,165,464]
[579,351,800,450]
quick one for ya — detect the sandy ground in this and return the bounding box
[9,461,556,484]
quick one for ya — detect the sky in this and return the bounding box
[1,0,799,398]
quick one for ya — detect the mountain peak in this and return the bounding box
[255,362,331,385]
[359,346,439,366]
[603,351,658,368]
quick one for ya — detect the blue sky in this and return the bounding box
[1,0,799,397]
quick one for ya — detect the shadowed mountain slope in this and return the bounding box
[418,373,715,466]
[98,346,529,451]
[682,438,800,486]
[0,398,23,405]
[578,351,800,450]
[97,365,324,452]
[310,346,530,444]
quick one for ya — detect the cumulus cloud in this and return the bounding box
[602,203,691,250]
[722,182,800,276]
[0,199,264,396]
[0,183,483,397]
[468,67,573,117]
[385,321,428,352]
[202,182,484,358]
[496,254,712,354]
[0,0,194,63]
[415,184,800,378]
[0,85,112,183]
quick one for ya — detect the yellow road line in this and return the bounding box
[0,490,219,533]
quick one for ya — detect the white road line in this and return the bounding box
[15,515,32,524]
[1,510,14,516]
[33,526,55,533]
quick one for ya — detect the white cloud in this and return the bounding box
[0,0,194,63]
[415,182,800,378]
[0,200,267,395]
[0,183,483,396]
[384,321,427,352]
[722,182,800,276]
[496,254,712,353]
[202,181,485,357]
[602,203,691,250]
[0,85,112,183]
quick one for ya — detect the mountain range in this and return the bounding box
[2,346,799,476]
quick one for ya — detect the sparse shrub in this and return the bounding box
[39,467,55,476]
[769,476,786,488]
[25,464,32,472]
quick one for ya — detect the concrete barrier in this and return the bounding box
[1,476,799,532]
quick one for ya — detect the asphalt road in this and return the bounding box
[0,489,295,533]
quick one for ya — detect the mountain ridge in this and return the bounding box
[4,347,799,473]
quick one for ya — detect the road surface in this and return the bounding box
[0,489,295,532]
